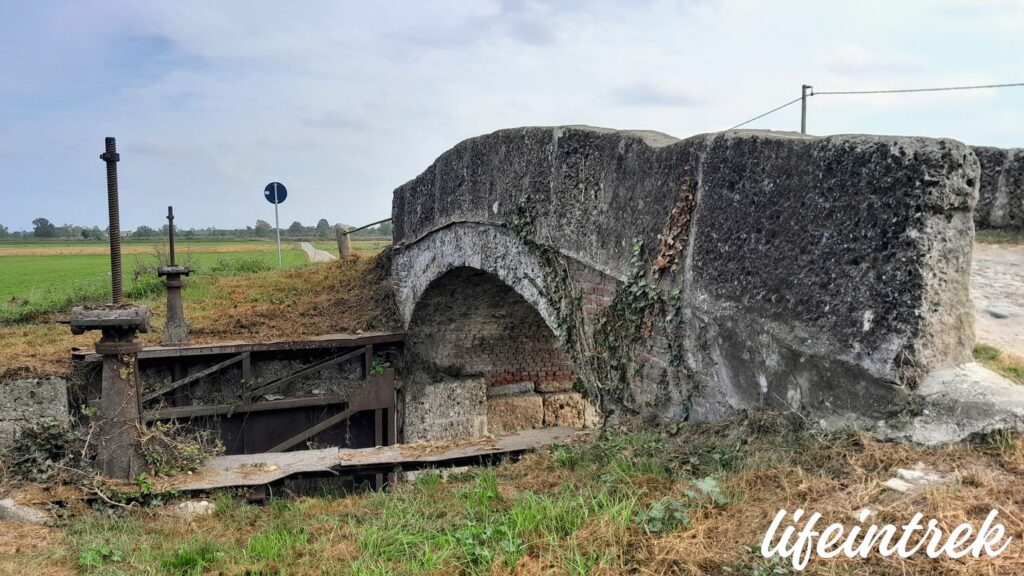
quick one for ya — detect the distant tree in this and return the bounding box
[315,218,331,237]
[134,225,158,238]
[254,220,273,237]
[32,217,57,238]
[0,224,9,239]
[287,221,305,235]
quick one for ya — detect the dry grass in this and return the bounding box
[7,420,1024,574]
[186,253,401,341]
[0,253,400,379]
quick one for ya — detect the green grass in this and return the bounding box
[56,432,679,575]
[23,422,1024,575]
[0,245,308,323]
[974,342,1024,384]
[976,228,1024,245]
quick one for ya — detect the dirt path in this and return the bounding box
[973,242,1024,357]
[299,242,337,263]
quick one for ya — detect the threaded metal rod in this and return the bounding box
[166,206,176,266]
[101,137,123,304]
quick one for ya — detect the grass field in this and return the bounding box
[0,239,387,324]
[7,423,1024,575]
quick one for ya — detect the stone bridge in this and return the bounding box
[390,125,1003,441]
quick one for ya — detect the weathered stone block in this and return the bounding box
[403,376,487,442]
[0,378,68,421]
[487,394,544,436]
[972,146,1024,229]
[393,125,980,428]
[535,380,573,393]
[0,378,69,452]
[488,381,535,397]
[542,392,586,427]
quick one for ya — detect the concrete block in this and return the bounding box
[0,498,50,525]
[403,376,487,442]
[0,378,68,421]
[487,394,544,436]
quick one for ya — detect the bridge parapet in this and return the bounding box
[392,125,978,425]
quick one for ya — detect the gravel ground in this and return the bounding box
[973,242,1024,356]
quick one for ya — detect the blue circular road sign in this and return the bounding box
[264,182,287,204]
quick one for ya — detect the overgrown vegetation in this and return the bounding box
[974,342,1024,384]
[1,417,96,484]
[139,421,224,476]
[0,246,396,378]
[9,416,1024,575]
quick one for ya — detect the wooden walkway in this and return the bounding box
[161,427,589,492]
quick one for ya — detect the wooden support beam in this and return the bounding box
[266,407,358,453]
[246,346,368,398]
[142,353,248,403]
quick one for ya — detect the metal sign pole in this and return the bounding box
[274,182,282,268]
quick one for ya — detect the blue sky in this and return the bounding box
[2,0,1023,231]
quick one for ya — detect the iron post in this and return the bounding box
[158,206,190,345]
[68,137,150,479]
[99,137,123,304]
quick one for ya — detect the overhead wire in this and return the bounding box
[728,81,1024,130]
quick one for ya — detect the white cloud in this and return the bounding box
[2,0,1023,230]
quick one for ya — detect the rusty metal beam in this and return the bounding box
[144,394,349,421]
[142,352,249,403]
[245,346,367,399]
[265,406,359,453]
[72,332,403,363]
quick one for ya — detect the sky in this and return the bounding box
[2,0,1023,232]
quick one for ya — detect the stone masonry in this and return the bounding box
[972,146,1024,229]
[392,126,982,437]
[0,378,69,451]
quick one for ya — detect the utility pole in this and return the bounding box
[801,84,812,134]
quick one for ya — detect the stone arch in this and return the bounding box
[391,223,562,335]
[407,266,575,387]
[393,223,596,441]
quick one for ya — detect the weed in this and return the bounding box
[245,523,309,561]
[160,538,223,575]
[3,416,97,483]
[139,420,224,475]
[78,543,122,570]
[634,498,690,533]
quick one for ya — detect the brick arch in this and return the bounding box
[407,266,575,387]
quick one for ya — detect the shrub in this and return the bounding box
[3,417,96,483]
[139,421,223,476]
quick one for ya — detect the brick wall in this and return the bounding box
[569,259,621,320]
[408,267,575,387]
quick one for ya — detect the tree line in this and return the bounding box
[0,218,393,241]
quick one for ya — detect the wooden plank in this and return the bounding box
[246,347,367,398]
[142,353,248,403]
[73,332,404,362]
[161,427,590,492]
[144,395,349,421]
[266,407,358,453]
